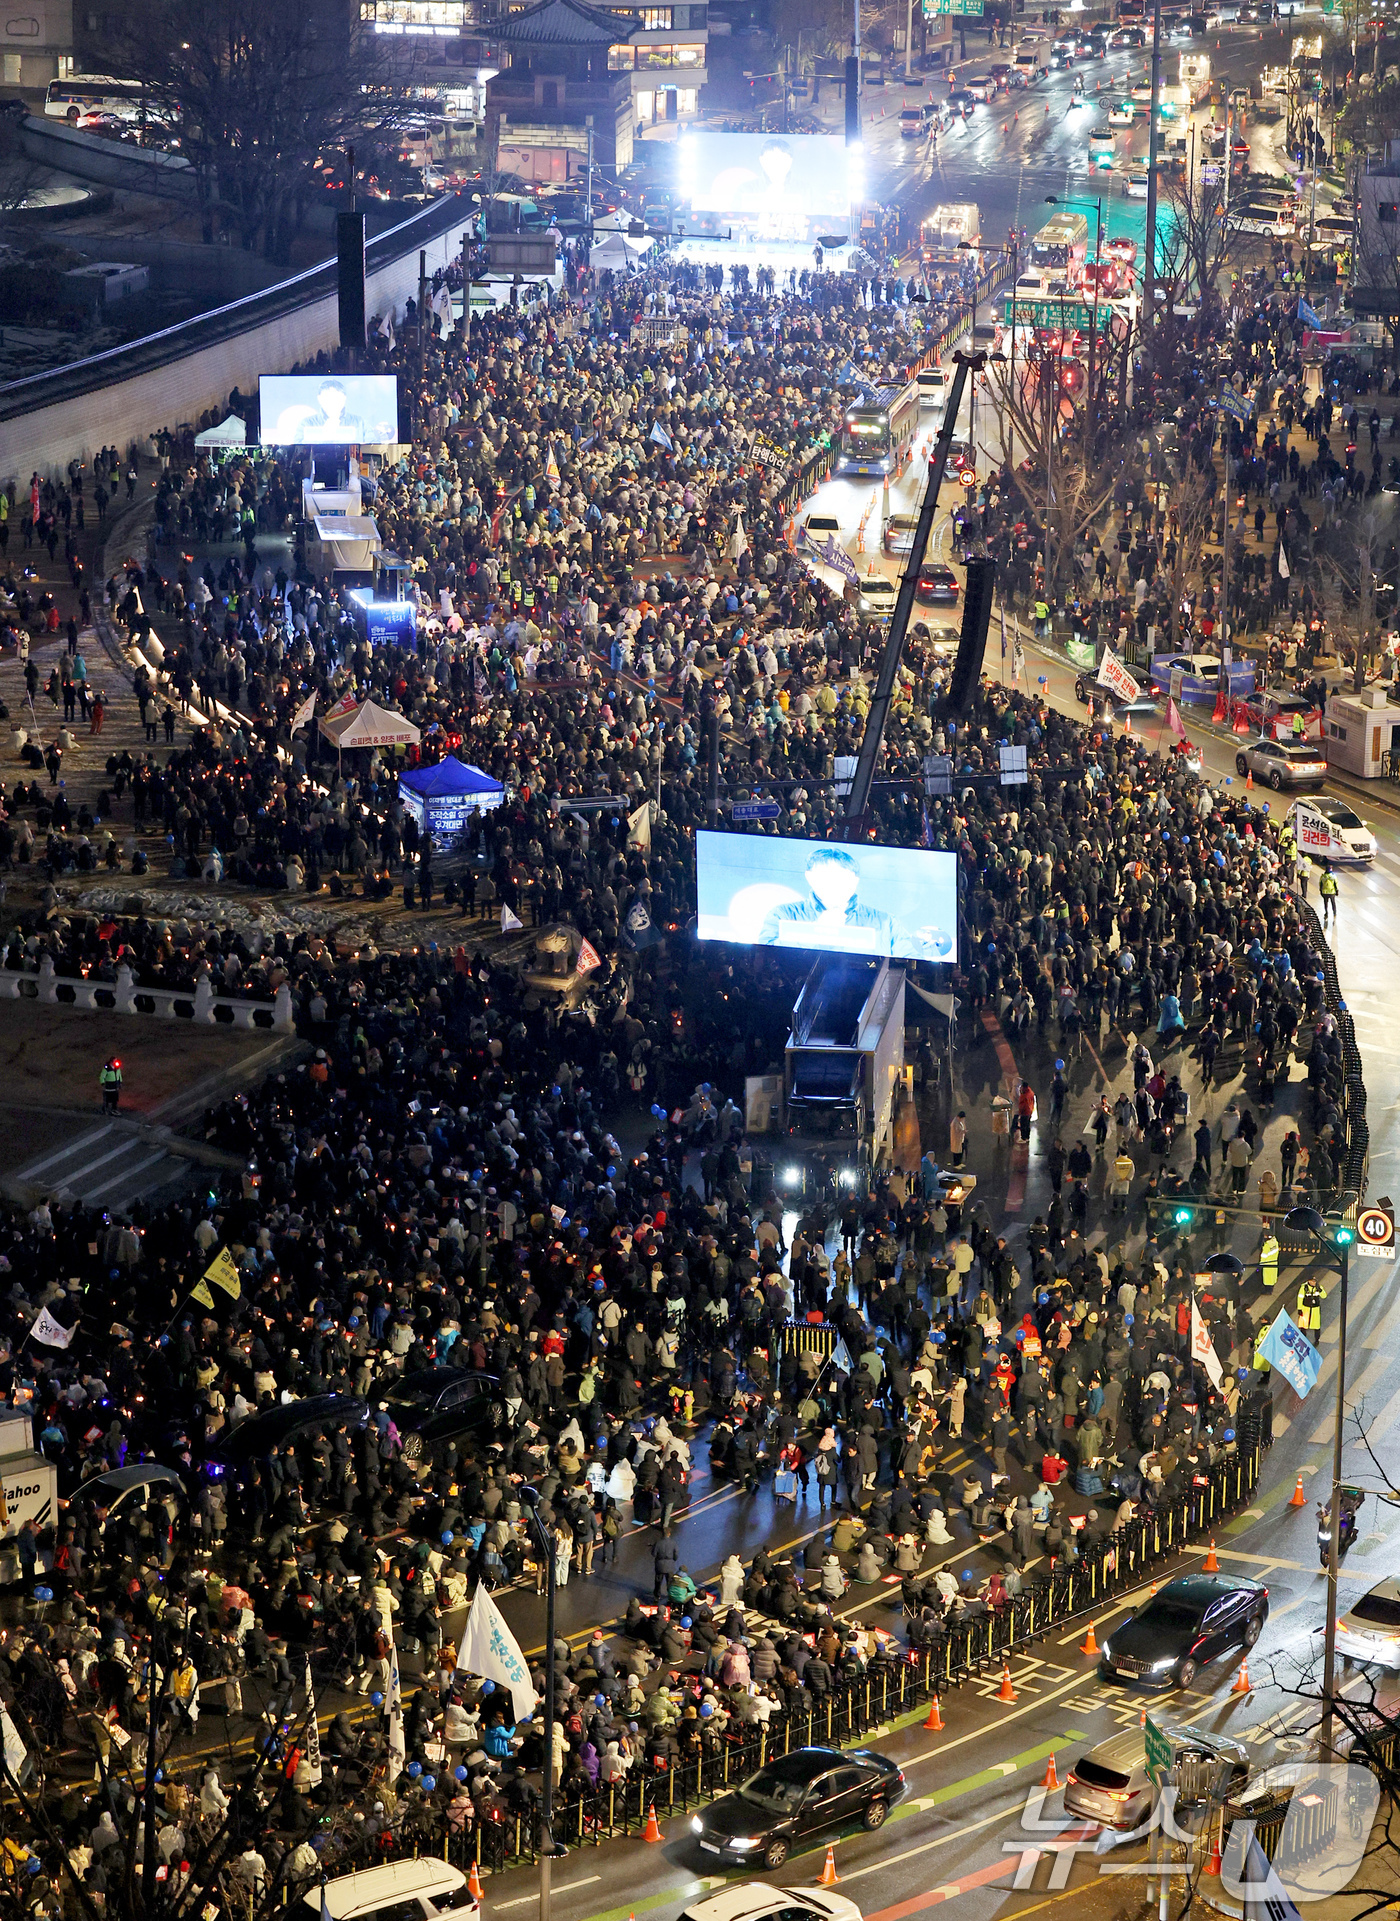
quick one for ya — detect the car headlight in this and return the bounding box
[1150,1657,1177,1672]
[729,1839,762,1851]
[691,1817,704,1836]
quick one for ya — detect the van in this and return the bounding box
[917,365,951,410]
[309,1861,479,1921]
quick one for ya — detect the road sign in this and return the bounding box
[731,800,782,821]
[1202,163,1223,183]
[928,0,984,13]
[1004,297,1114,333]
[959,467,977,487]
[1144,1715,1173,1789]
[1355,1204,1395,1260]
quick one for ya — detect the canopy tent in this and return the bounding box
[593,208,638,233]
[194,414,247,448]
[319,699,421,752]
[399,754,504,850]
[590,230,652,272]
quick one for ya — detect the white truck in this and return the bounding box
[0,1409,59,1548]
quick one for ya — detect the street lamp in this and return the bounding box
[519,1488,566,1921]
[1044,194,1103,417]
[1283,1201,1357,1758]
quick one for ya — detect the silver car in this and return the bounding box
[1335,1578,1400,1670]
[1065,1724,1249,1832]
[1234,736,1328,791]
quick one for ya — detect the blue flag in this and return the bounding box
[322,1885,333,1921]
[1297,298,1322,330]
[830,1336,854,1375]
[1259,1309,1322,1398]
[650,420,674,451]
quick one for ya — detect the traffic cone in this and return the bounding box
[1203,1538,1219,1573]
[644,1801,664,1843]
[1246,770,1254,790]
[1043,1752,1060,1790]
[923,1695,945,1730]
[819,1846,839,1887]
[1141,1706,1148,1728]
[997,1663,1017,1702]
[1080,1621,1099,1656]
[468,1864,484,1902]
[1124,711,1133,733]
[1205,1832,1223,1878]
[1290,1473,1308,1507]
[1232,1661,1252,1695]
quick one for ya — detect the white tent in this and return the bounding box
[194,414,247,448]
[593,209,637,233]
[319,699,421,752]
[591,230,652,272]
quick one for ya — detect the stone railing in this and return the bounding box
[0,960,295,1033]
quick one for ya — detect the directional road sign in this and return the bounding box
[732,800,782,821]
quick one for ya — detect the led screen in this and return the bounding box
[259,375,399,446]
[678,131,857,228]
[696,831,958,963]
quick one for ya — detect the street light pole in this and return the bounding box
[1284,1204,1356,1758]
[521,1492,559,1921]
[1143,0,1165,359]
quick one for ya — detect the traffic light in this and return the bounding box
[1332,1223,1356,1248]
[1172,1204,1194,1229]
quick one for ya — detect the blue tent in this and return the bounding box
[399,754,503,849]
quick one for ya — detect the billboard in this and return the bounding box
[259,375,398,447]
[696,831,957,962]
[676,131,857,241]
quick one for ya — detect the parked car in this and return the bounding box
[1099,1573,1269,1689]
[1234,737,1329,791]
[678,1888,862,1921]
[371,1366,506,1462]
[690,1748,905,1869]
[310,1860,479,1921]
[1335,1578,1400,1670]
[799,512,843,555]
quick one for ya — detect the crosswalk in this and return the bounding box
[8,1119,198,1209]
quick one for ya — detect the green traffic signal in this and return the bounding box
[1173,1205,1194,1227]
[1332,1225,1356,1248]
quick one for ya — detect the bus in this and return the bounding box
[837,380,921,477]
[1029,209,1089,273]
[44,76,148,122]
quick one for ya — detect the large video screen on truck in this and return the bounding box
[259,375,399,446]
[696,831,958,962]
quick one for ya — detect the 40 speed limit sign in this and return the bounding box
[1355,1206,1396,1260]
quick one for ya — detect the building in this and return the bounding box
[605,1,706,132]
[1354,141,1400,330]
[3,0,72,88]
[484,0,638,184]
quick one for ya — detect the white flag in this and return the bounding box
[627,801,651,851]
[304,1657,323,1787]
[290,690,316,733]
[0,1703,30,1785]
[456,1584,540,1718]
[1096,648,1140,704]
[385,1627,405,1784]
[1190,1299,1224,1390]
[1278,544,1290,581]
[500,905,523,933]
[31,1307,75,1349]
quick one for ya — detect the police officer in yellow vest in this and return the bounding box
[1297,1278,1324,1339]
[99,1056,122,1114]
[1260,1228,1280,1290]
[1253,1323,1271,1376]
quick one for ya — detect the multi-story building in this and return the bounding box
[606,2,706,131]
[5,0,72,90]
[484,0,639,183]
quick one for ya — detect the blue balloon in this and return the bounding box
[681,1616,692,1629]
[407,1762,422,1780]
[481,1680,494,1694]
[1224,1429,1236,1442]
[371,1692,384,1707]
[455,1765,468,1782]
[1124,1313,1134,1326]
[422,1776,436,1792]
[33,1586,52,1602]
[442,1532,454,1545]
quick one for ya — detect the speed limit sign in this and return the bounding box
[959,468,977,488]
[1356,1206,1395,1260]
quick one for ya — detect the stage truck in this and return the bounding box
[780,955,904,1199]
[920,202,981,275]
[836,379,921,477]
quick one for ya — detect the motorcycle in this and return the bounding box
[1317,1487,1364,1568]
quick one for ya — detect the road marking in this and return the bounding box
[495,1880,601,1910]
[1310,1349,1392,1443]
[894,1736,1074,1823]
[839,1800,1021,1887]
[906,1670,1088,1766]
[1224,1461,1319,1535]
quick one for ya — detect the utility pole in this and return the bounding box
[904,0,914,79]
[521,1491,559,1921]
[1143,0,1165,360]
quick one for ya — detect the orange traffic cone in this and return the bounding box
[1203,1538,1219,1573]
[1232,1661,1252,1695]
[923,1695,945,1730]
[1124,711,1133,733]
[644,1801,664,1843]
[468,1864,484,1902]
[1246,770,1254,790]
[1205,1832,1223,1878]
[1290,1474,1308,1507]
[997,1664,1017,1703]
[819,1846,839,1887]
[1043,1752,1060,1789]
[1080,1622,1099,1656]
[1141,1706,1148,1728]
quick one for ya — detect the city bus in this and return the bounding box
[1029,209,1089,273]
[837,380,921,477]
[43,76,148,122]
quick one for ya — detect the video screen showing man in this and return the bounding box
[260,375,398,447]
[759,845,896,951]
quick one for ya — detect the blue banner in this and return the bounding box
[1259,1309,1322,1397]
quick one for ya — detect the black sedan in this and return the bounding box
[1099,1574,1268,1689]
[371,1366,506,1462]
[916,561,960,606]
[690,1747,905,1869]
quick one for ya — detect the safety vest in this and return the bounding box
[100,1063,122,1091]
[1260,1234,1280,1284]
[1297,1282,1323,1333]
[1319,872,1338,897]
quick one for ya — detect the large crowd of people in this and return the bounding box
[0,240,1359,1921]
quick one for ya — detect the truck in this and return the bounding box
[779,955,905,1199]
[1178,50,1210,102]
[0,1410,58,1562]
[920,202,980,273]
